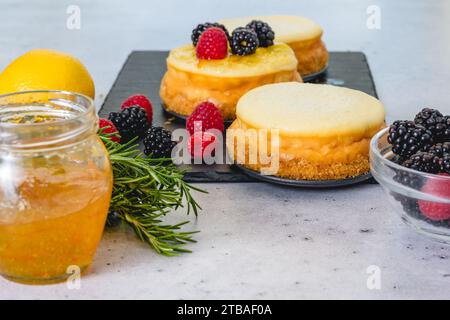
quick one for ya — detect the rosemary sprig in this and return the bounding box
[99,132,206,256]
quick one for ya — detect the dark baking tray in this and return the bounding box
[301,65,328,82]
[99,51,378,184]
[236,165,373,188]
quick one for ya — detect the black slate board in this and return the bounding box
[100,51,378,183]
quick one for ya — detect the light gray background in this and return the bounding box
[0,0,449,299]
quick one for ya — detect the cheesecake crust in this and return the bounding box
[241,154,370,181]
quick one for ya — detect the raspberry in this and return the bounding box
[196,27,228,60]
[98,118,121,143]
[186,102,224,135]
[418,174,450,221]
[121,94,153,124]
[188,132,217,159]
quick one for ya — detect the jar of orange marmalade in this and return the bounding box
[0,91,112,284]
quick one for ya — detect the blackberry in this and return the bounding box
[391,159,425,225]
[143,127,176,159]
[414,107,443,123]
[246,20,275,47]
[392,170,423,221]
[414,108,449,142]
[393,172,421,192]
[388,120,433,158]
[390,154,404,165]
[191,22,230,46]
[108,106,149,143]
[429,116,450,142]
[429,142,450,158]
[440,155,450,174]
[230,27,259,56]
[403,152,440,174]
[106,211,122,228]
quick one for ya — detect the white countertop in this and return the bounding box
[0,0,449,299]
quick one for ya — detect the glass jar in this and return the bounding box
[0,91,112,284]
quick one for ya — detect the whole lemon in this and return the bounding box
[0,49,95,99]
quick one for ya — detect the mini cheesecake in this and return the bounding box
[227,83,386,180]
[221,15,329,77]
[160,43,301,121]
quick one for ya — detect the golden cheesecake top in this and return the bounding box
[220,15,323,44]
[236,82,385,137]
[166,43,298,77]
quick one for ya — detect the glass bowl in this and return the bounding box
[370,128,450,244]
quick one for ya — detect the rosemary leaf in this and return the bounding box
[99,130,206,256]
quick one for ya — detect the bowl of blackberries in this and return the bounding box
[370,108,450,243]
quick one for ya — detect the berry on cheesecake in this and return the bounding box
[186,101,224,135]
[246,20,275,48]
[196,27,229,60]
[230,27,259,56]
[108,106,149,143]
[121,94,153,124]
[191,22,230,46]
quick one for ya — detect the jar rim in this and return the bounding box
[0,90,94,128]
[0,90,97,150]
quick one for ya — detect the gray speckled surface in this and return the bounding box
[0,0,450,299]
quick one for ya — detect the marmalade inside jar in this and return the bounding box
[0,94,112,284]
[0,161,112,284]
